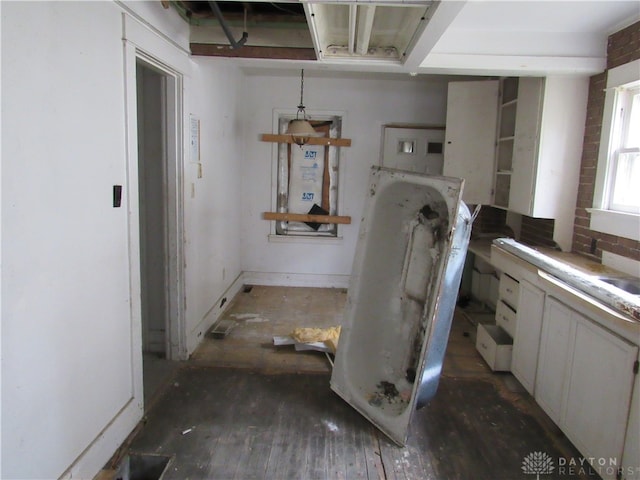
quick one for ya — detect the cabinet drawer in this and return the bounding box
[496,300,517,337]
[499,273,520,308]
[476,324,513,372]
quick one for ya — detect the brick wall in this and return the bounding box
[571,20,640,262]
[472,206,557,249]
[473,205,507,234]
[520,217,557,249]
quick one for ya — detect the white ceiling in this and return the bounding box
[191,0,640,77]
[415,0,640,76]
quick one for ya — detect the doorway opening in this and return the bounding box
[135,56,185,404]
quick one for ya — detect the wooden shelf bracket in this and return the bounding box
[263,212,351,224]
[260,134,351,147]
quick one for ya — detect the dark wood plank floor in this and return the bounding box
[118,290,597,480]
[128,367,591,480]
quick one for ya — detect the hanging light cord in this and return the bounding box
[297,69,306,117]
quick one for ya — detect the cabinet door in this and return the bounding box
[508,77,544,215]
[562,316,637,475]
[622,371,640,480]
[443,80,498,205]
[535,296,574,425]
[511,280,545,394]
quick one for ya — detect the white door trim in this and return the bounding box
[134,51,187,361]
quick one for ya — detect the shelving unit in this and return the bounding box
[493,77,518,208]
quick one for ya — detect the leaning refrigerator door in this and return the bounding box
[330,166,471,446]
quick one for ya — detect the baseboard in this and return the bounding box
[186,272,245,354]
[242,271,350,289]
[60,397,142,480]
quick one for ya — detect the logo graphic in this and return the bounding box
[302,192,314,201]
[305,151,317,159]
[522,451,555,479]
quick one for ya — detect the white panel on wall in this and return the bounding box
[1,2,134,478]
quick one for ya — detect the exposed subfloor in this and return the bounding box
[115,286,597,480]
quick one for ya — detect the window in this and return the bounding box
[606,83,640,214]
[272,112,344,238]
[590,59,640,239]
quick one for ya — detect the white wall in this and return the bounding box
[0,1,244,478]
[1,2,139,478]
[183,58,244,353]
[240,71,450,286]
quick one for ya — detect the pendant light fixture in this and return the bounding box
[286,69,315,146]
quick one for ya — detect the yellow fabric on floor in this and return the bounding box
[291,326,341,353]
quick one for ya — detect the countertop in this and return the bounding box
[468,236,494,264]
[470,236,623,277]
[491,238,640,322]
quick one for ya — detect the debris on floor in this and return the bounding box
[208,319,238,339]
[230,313,270,323]
[291,326,340,352]
[273,325,341,354]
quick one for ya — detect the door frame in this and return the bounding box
[124,39,187,362]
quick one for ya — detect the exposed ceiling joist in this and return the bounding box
[190,43,316,60]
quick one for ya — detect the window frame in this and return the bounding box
[268,109,347,242]
[589,59,640,239]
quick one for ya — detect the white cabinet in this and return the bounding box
[495,77,588,250]
[536,296,638,479]
[447,77,587,250]
[494,77,588,218]
[535,297,574,425]
[511,280,545,394]
[563,316,638,478]
[476,271,519,372]
[443,80,499,205]
[622,371,640,480]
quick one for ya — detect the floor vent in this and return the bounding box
[115,453,173,480]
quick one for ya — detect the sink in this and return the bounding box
[596,276,640,296]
